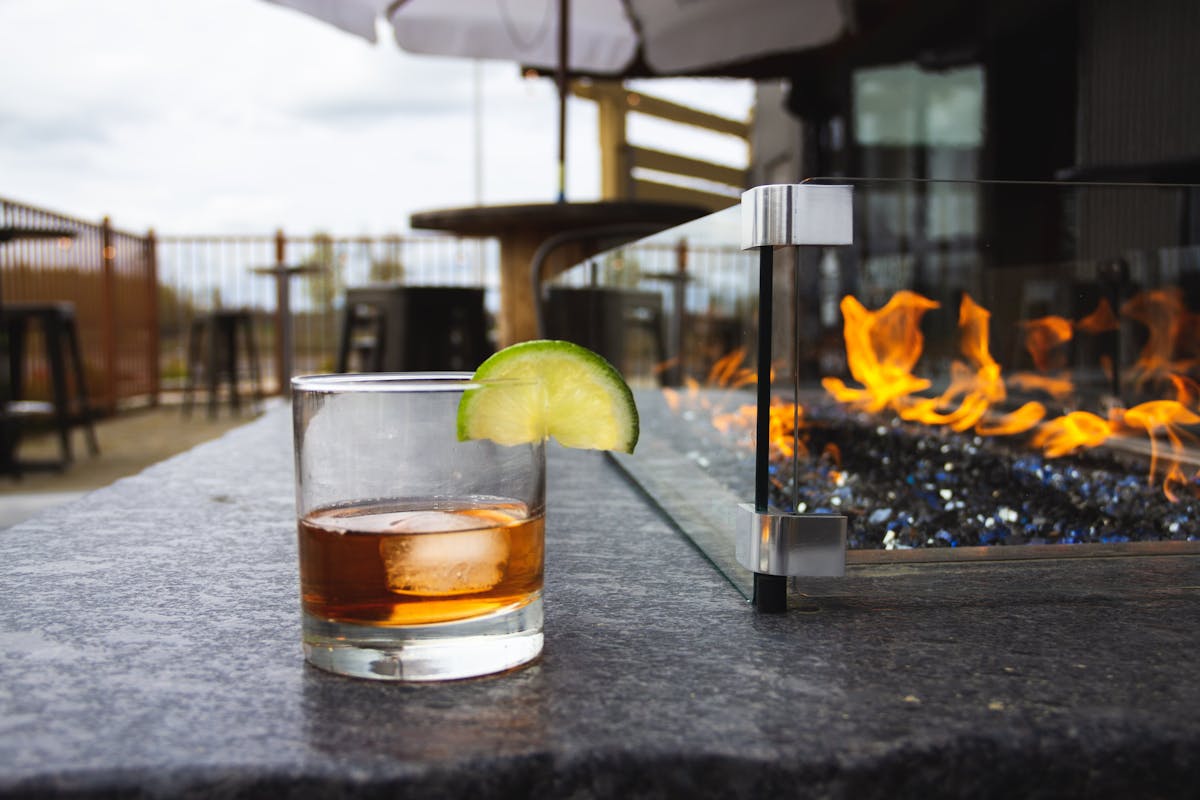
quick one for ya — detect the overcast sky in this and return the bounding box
[0,0,753,236]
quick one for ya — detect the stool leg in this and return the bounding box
[371,315,386,372]
[206,319,219,419]
[2,316,27,478]
[63,315,99,455]
[182,319,194,419]
[8,316,27,403]
[43,319,73,466]
[183,319,205,419]
[242,316,263,409]
[652,310,667,388]
[223,319,240,415]
[336,308,355,373]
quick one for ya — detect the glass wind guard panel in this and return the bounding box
[547,180,1200,598]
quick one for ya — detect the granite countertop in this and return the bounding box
[1,407,1198,798]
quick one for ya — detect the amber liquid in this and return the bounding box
[299,498,544,627]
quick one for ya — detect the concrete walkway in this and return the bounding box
[0,403,262,529]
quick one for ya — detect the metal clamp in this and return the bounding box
[741,183,853,249]
[737,183,853,612]
[735,504,847,578]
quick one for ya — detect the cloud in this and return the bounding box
[0,111,112,146]
[290,90,468,125]
[0,0,752,235]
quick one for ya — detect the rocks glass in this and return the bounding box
[292,373,545,681]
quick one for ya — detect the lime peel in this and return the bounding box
[457,340,639,454]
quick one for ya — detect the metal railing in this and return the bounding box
[3,195,752,409]
[155,231,500,394]
[549,238,756,383]
[1,198,157,413]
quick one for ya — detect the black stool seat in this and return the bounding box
[1,301,99,475]
[542,287,667,382]
[183,310,263,418]
[337,287,492,373]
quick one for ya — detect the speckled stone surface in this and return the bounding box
[1,407,1199,798]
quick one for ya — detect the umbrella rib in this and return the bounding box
[618,0,643,37]
[384,0,409,25]
[497,0,556,51]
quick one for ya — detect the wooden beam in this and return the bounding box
[632,179,740,212]
[573,82,751,139]
[629,92,751,138]
[630,146,748,188]
[594,84,631,199]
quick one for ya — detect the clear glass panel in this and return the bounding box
[853,64,985,149]
[545,180,1200,596]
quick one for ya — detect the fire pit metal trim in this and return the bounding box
[735,504,846,577]
[740,183,855,611]
[610,433,1200,601]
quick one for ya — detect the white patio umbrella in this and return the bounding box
[262,0,849,201]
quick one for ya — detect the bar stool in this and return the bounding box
[336,287,491,373]
[336,300,386,373]
[182,309,263,418]
[1,301,99,473]
[542,287,667,382]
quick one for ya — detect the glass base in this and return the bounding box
[302,593,543,681]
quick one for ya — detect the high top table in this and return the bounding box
[410,201,708,346]
[251,264,324,394]
[1,406,1198,797]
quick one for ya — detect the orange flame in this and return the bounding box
[663,349,805,463]
[822,290,1200,501]
[1006,372,1076,401]
[821,291,939,413]
[708,348,757,388]
[1009,310,1091,401]
[1168,373,1200,407]
[1072,297,1122,389]
[1029,411,1117,458]
[1021,315,1073,372]
[897,294,1045,436]
[1120,400,1200,502]
[708,398,806,462]
[767,400,806,461]
[821,292,1045,435]
[667,287,1200,505]
[1122,288,1195,391]
[662,387,681,413]
[1076,297,1119,334]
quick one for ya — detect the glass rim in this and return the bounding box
[290,372,537,394]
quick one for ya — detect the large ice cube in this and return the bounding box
[385,510,494,533]
[380,512,510,596]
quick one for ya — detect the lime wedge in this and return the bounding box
[457,340,639,453]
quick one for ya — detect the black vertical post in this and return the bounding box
[99,216,117,413]
[755,245,772,513]
[754,245,787,612]
[555,0,569,203]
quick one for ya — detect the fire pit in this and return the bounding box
[652,277,1200,551]
[643,383,1197,550]
[560,179,1200,587]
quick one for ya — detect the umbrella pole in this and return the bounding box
[556,0,569,203]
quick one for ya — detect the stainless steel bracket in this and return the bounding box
[738,183,853,611]
[741,183,853,249]
[735,504,847,578]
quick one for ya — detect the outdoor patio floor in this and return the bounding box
[0,400,265,529]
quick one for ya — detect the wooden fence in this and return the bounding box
[155,231,499,394]
[1,197,157,413]
[3,195,749,410]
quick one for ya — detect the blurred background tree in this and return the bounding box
[301,233,340,310]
